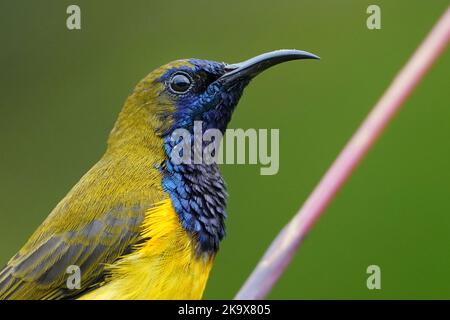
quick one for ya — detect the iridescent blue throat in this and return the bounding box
[162,137,227,254]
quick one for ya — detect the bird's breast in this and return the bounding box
[79,198,214,300]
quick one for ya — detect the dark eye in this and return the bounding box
[169,72,192,94]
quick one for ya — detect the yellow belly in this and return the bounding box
[79,199,214,300]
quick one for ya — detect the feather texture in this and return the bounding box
[80,199,214,299]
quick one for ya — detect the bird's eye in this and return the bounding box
[169,72,193,94]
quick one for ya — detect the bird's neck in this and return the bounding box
[162,137,228,254]
[107,96,228,254]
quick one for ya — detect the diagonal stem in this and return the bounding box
[235,6,450,300]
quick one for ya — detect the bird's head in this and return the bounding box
[108,50,319,152]
[106,50,319,253]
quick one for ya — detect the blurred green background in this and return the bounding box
[1,0,449,299]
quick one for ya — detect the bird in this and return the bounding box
[0,49,319,300]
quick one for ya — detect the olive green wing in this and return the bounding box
[0,205,146,300]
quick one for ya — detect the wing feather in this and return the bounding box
[0,206,146,300]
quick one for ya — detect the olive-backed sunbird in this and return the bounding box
[0,50,319,299]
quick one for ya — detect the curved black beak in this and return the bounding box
[219,49,320,86]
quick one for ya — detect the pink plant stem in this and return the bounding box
[235,6,450,300]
